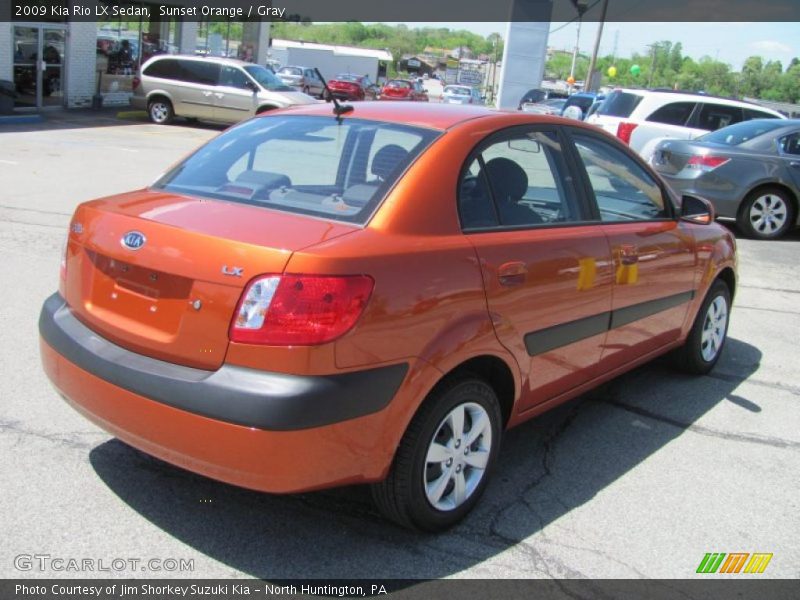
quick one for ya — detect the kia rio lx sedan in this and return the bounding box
[40,103,736,531]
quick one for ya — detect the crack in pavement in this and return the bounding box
[738,285,800,295]
[706,371,800,396]
[600,400,800,450]
[0,418,104,451]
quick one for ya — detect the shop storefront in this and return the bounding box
[0,1,270,111]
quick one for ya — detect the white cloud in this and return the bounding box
[749,40,793,54]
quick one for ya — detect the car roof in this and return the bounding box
[263,101,595,130]
[147,54,253,68]
[610,88,784,112]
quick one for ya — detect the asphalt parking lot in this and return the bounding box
[0,110,798,582]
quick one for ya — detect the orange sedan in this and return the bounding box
[39,102,736,531]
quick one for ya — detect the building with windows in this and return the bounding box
[1,1,270,111]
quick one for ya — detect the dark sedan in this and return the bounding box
[652,119,800,239]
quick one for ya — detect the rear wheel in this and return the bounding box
[737,187,794,240]
[371,375,502,531]
[147,98,173,125]
[672,280,730,375]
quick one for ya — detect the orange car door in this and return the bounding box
[460,126,614,413]
[568,131,698,372]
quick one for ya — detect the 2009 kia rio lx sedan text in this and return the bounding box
[39,103,736,531]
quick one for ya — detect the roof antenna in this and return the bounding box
[315,68,354,123]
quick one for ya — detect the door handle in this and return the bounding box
[497,261,528,286]
[619,244,639,265]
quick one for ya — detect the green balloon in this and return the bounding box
[630,64,641,76]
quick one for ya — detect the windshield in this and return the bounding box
[278,67,302,77]
[336,74,361,83]
[153,116,440,225]
[698,119,787,145]
[445,86,471,96]
[386,80,411,88]
[597,91,643,117]
[243,65,294,91]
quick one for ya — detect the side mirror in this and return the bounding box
[246,80,259,94]
[680,194,715,225]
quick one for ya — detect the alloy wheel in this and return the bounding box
[701,295,728,362]
[749,193,788,237]
[424,402,492,511]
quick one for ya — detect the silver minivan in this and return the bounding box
[132,55,318,124]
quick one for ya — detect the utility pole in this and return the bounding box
[584,0,609,92]
[647,43,658,88]
[569,18,582,87]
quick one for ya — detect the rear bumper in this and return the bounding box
[39,294,409,492]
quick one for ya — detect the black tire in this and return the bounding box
[302,85,310,95]
[371,375,502,532]
[737,187,795,240]
[147,98,173,125]
[672,280,731,375]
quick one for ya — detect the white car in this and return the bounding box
[585,89,785,162]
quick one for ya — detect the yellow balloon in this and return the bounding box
[607,66,617,78]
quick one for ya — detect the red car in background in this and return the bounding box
[325,73,377,101]
[379,79,429,102]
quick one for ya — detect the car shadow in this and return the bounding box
[89,337,761,579]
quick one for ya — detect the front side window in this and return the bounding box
[459,130,580,230]
[572,134,668,222]
[243,65,293,91]
[219,66,250,89]
[154,116,439,225]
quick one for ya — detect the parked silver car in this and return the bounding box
[440,85,483,105]
[276,65,324,97]
[132,55,317,125]
[652,119,800,239]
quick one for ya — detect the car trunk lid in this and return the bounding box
[64,189,357,370]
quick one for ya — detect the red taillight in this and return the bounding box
[132,76,141,91]
[230,274,374,346]
[616,122,638,144]
[686,155,731,171]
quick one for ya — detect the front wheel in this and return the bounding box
[371,376,502,531]
[147,98,173,125]
[737,187,794,240]
[672,280,731,375]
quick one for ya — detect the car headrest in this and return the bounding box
[484,157,528,202]
[371,144,409,180]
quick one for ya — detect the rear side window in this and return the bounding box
[780,133,800,155]
[695,103,743,131]
[459,130,580,230]
[572,134,667,222]
[597,91,643,117]
[179,60,220,85]
[154,116,439,225]
[143,59,180,80]
[646,102,696,126]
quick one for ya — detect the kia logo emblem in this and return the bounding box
[121,231,146,250]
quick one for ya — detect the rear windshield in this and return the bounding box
[337,74,361,82]
[386,80,411,88]
[698,119,788,145]
[597,91,643,117]
[565,95,595,112]
[445,86,471,96]
[278,67,302,76]
[153,116,440,225]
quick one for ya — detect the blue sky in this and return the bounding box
[386,22,798,70]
